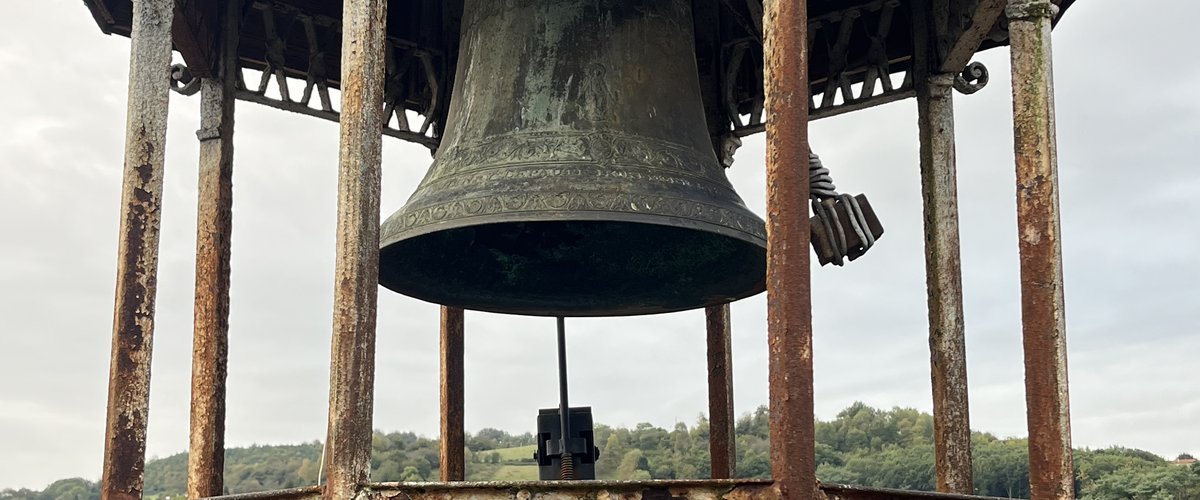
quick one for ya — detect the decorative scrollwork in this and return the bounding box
[169,64,201,96]
[227,0,443,150]
[723,0,917,139]
[953,61,990,95]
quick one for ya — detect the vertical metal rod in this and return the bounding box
[439,306,466,482]
[763,0,816,498]
[187,1,242,497]
[1007,1,1074,498]
[100,1,174,499]
[323,0,387,498]
[912,0,974,491]
[555,316,573,479]
[705,304,736,479]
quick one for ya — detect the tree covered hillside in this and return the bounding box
[5,403,1197,499]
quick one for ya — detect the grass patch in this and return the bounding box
[492,444,538,463]
[491,464,539,481]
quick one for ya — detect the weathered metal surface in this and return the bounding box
[1006,1,1073,499]
[911,2,974,491]
[440,306,466,482]
[323,0,387,498]
[187,1,241,498]
[952,62,990,95]
[171,0,218,78]
[763,0,817,498]
[821,484,1015,500]
[199,481,1030,500]
[84,0,1077,152]
[377,0,767,318]
[938,0,1006,74]
[100,1,175,500]
[728,0,919,137]
[231,89,439,148]
[915,73,973,495]
[185,2,240,499]
[705,304,736,479]
[808,194,885,266]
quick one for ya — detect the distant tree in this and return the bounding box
[398,466,424,482]
[597,431,629,479]
[616,450,651,480]
[23,403,1197,498]
[36,479,98,500]
[1085,463,1200,499]
[973,435,1029,498]
[1179,453,1196,461]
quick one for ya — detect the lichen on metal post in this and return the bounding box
[100,1,175,499]
[705,303,736,479]
[440,306,466,482]
[763,0,817,498]
[323,0,387,498]
[1006,1,1074,498]
[913,0,974,490]
[187,1,242,498]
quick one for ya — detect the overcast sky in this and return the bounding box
[1,0,1198,492]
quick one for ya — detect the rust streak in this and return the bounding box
[188,0,242,497]
[763,0,816,498]
[101,1,175,500]
[1007,1,1074,499]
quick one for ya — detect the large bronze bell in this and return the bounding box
[379,0,766,316]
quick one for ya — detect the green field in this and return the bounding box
[465,444,541,481]
[491,465,539,481]
[493,444,537,463]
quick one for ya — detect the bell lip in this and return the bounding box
[379,208,768,251]
[377,211,768,317]
[403,287,767,318]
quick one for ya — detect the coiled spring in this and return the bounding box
[560,453,575,480]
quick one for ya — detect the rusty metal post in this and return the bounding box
[323,0,387,498]
[1007,1,1074,499]
[100,1,175,499]
[705,304,736,479]
[763,0,816,498]
[913,0,974,490]
[916,73,974,494]
[187,1,242,497]
[440,306,466,481]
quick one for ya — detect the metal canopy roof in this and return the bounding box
[81,0,1073,149]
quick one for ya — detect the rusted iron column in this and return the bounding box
[705,304,736,479]
[912,1,973,489]
[100,1,175,499]
[323,0,387,498]
[763,0,816,498]
[1007,1,1074,499]
[913,28,975,491]
[916,73,974,494]
[187,1,242,498]
[917,74,974,494]
[439,306,466,481]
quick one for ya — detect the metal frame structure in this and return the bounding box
[89,0,1076,498]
